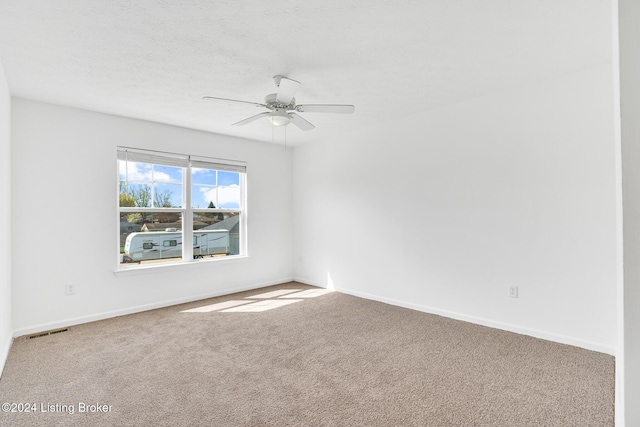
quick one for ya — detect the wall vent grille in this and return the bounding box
[26,328,69,340]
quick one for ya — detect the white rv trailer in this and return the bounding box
[124,229,230,261]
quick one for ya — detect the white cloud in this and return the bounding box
[192,167,214,176]
[119,161,171,182]
[199,184,240,207]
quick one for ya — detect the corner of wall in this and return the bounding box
[0,58,13,378]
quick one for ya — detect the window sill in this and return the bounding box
[113,255,249,277]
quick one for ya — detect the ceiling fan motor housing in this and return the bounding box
[264,93,295,110]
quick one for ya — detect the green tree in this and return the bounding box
[119,193,135,207]
[155,190,173,208]
[132,185,152,208]
[206,200,224,220]
[120,184,174,225]
[120,182,173,208]
[126,213,142,223]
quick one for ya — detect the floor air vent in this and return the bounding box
[27,328,69,340]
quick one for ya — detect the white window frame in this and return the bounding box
[116,146,247,273]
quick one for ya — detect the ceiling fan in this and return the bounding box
[203,75,355,131]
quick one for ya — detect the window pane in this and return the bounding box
[218,171,240,208]
[192,167,217,209]
[153,183,182,208]
[154,165,182,183]
[218,171,239,186]
[217,185,240,208]
[192,212,241,257]
[192,168,217,186]
[119,211,183,265]
[120,162,183,208]
[125,183,153,207]
[118,161,127,181]
[192,185,217,209]
[120,161,153,183]
[191,169,241,209]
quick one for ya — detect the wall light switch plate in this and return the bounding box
[508,285,518,298]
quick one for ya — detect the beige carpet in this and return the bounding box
[0,282,614,426]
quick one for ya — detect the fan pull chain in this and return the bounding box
[270,123,287,151]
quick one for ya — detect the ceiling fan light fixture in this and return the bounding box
[267,111,291,126]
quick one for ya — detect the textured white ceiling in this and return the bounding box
[0,1,612,146]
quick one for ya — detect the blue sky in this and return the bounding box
[119,161,240,209]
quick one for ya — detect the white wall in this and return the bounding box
[293,65,618,354]
[10,99,293,334]
[0,61,12,374]
[619,0,640,423]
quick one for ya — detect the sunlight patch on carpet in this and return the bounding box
[278,289,332,298]
[180,300,251,313]
[248,289,304,299]
[220,299,303,312]
[180,288,332,314]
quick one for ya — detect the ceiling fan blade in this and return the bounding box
[203,96,266,108]
[275,77,301,104]
[232,112,270,126]
[295,104,355,114]
[290,113,315,131]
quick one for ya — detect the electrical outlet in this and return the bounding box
[65,284,75,295]
[508,285,518,298]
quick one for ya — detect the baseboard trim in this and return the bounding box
[292,276,323,288]
[13,276,615,356]
[293,277,614,355]
[0,330,13,379]
[13,277,294,338]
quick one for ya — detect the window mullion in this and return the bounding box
[216,169,219,207]
[150,165,155,208]
[182,164,193,261]
[239,172,247,256]
[119,207,183,213]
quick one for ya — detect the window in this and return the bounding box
[118,147,246,268]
